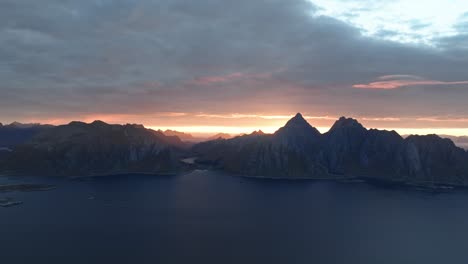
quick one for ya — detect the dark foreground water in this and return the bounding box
[2,170,468,264]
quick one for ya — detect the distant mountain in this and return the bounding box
[193,113,468,186]
[0,122,52,147]
[6,122,51,129]
[0,121,189,176]
[439,135,468,150]
[206,133,233,141]
[163,130,196,142]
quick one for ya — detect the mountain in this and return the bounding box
[2,114,468,185]
[193,114,468,186]
[274,113,321,149]
[322,117,369,174]
[6,122,49,129]
[0,121,189,176]
[0,123,52,147]
[439,135,468,150]
[206,133,233,141]
[163,130,196,142]
[193,114,327,177]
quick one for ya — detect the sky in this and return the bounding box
[1,0,468,136]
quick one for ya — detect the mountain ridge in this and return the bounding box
[1,115,468,186]
[193,113,468,186]
[0,120,189,176]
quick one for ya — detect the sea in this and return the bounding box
[1,170,468,264]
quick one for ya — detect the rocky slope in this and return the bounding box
[193,113,468,186]
[0,121,189,176]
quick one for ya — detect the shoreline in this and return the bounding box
[0,169,465,192]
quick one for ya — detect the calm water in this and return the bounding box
[2,170,468,264]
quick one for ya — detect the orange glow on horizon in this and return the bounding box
[7,112,468,137]
[149,126,468,137]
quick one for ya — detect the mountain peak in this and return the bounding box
[163,129,195,141]
[284,113,309,127]
[293,112,305,120]
[330,116,364,131]
[68,121,86,126]
[275,112,320,139]
[251,130,265,136]
[207,133,232,140]
[91,120,109,126]
[10,121,22,126]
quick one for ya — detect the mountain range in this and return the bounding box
[193,114,468,186]
[0,122,52,147]
[0,121,188,176]
[1,114,468,187]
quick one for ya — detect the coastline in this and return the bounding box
[0,168,465,192]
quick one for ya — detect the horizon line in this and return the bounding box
[3,118,468,137]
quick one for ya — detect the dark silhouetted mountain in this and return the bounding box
[0,121,189,176]
[322,117,368,174]
[398,135,468,184]
[193,114,326,177]
[2,115,468,185]
[274,113,321,150]
[0,123,52,147]
[193,113,468,186]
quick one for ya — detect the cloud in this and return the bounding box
[187,71,273,85]
[311,0,468,44]
[0,0,468,129]
[353,75,468,89]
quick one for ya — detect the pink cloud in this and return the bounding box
[377,75,423,81]
[353,75,468,89]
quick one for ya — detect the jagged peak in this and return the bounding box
[330,116,365,131]
[275,112,320,137]
[287,112,306,123]
[282,113,315,130]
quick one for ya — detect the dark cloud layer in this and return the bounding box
[1,0,468,128]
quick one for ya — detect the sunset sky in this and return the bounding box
[1,0,468,136]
